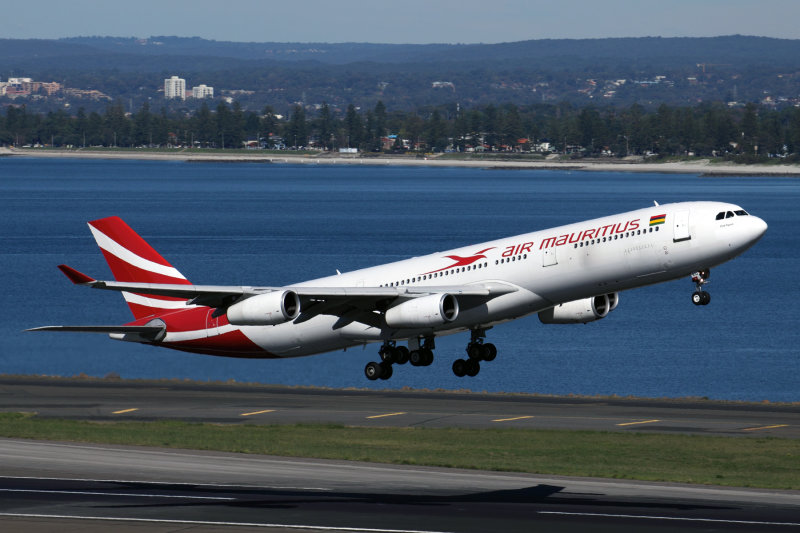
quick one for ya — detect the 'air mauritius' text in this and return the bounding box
[539,218,641,249]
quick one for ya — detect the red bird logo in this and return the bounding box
[422,247,495,275]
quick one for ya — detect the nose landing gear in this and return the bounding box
[691,269,711,306]
[452,329,496,378]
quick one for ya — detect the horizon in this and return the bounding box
[11,33,800,47]
[3,0,800,44]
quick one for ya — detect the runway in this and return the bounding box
[0,376,798,437]
[1,438,799,533]
[1,377,799,531]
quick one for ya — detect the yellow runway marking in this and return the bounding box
[240,409,275,417]
[366,412,406,419]
[616,419,660,427]
[111,408,138,414]
[743,424,789,432]
[492,416,534,422]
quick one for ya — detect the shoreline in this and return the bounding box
[4,146,800,175]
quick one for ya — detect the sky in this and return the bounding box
[3,0,800,44]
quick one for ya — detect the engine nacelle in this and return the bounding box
[226,290,301,326]
[538,293,619,324]
[385,293,459,328]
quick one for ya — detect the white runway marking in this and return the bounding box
[538,511,800,527]
[0,513,455,533]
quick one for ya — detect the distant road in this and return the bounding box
[1,376,797,438]
[6,147,800,175]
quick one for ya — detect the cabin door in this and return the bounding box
[673,210,691,242]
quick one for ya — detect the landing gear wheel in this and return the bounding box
[378,362,393,380]
[421,348,434,366]
[409,350,423,366]
[395,346,410,365]
[379,346,398,364]
[452,359,467,377]
[690,270,711,306]
[465,359,480,377]
[467,343,482,360]
[692,291,711,306]
[364,361,382,381]
[483,343,497,362]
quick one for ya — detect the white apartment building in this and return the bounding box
[164,76,186,100]
[192,84,214,99]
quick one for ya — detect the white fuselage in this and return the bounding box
[234,201,767,357]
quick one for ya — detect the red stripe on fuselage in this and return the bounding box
[166,329,276,358]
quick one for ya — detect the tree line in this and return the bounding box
[3,100,800,160]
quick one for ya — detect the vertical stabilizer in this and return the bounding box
[88,217,193,320]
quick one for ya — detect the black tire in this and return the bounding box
[467,343,482,360]
[422,348,434,366]
[379,362,393,380]
[380,346,398,364]
[395,346,410,365]
[701,291,711,305]
[692,292,703,306]
[364,361,382,380]
[409,350,423,366]
[483,343,497,362]
[465,359,480,377]
[452,359,467,377]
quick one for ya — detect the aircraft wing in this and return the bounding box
[57,264,518,321]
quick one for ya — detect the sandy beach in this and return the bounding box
[3,146,800,176]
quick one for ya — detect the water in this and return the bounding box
[1,157,798,401]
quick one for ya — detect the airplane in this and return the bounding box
[29,201,767,381]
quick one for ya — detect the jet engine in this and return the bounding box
[538,293,619,324]
[226,290,301,326]
[385,293,459,328]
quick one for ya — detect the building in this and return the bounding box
[192,84,214,99]
[164,76,186,100]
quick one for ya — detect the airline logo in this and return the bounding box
[88,216,194,320]
[650,214,666,226]
[422,247,495,275]
[539,218,641,249]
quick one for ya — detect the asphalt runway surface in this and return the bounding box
[1,377,798,532]
[1,439,799,533]
[1,377,798,437]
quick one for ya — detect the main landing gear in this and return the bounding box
[452,329,496,378]
[690,269,711,306]
[364,338,434,381]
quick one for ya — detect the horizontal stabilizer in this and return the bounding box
[26,325,166,342]
[57,264,96,285]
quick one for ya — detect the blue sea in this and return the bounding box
[1,157,798,401]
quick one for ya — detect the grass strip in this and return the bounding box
[0,413,797,490]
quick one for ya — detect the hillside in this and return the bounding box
[2,35,799,113]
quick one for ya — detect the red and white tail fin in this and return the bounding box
[88,216,193,320]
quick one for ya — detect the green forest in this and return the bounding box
[3,99,800,161]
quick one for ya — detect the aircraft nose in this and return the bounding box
[746,215,768,244]
[752,216,768,238]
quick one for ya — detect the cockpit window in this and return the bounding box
[726,211,734,218]
[716,212,725,220]
[735,210,749,216]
